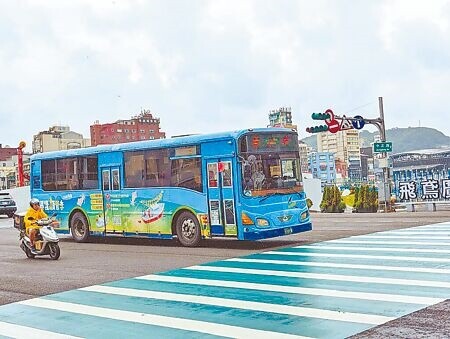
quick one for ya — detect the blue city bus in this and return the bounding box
[29,128,312,246]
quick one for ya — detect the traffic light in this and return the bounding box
[306,125,329,133]
[311,112,331,120]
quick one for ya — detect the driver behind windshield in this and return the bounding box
[24,198,48,252]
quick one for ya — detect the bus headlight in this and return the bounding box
[256,218,269,227]
[300,211,309,220]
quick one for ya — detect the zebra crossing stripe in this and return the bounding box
[0,321,83,339]
[136,275,443,305]
[81,285,392,325]
[355,235,450,240]
[328,240,450,247]
[384,232,450,235]
[18,298,308,339]
[401,229,450,232]
[184,266,450,289]
[225,258,450,274]
[296,245,450,254]
[265,250,450,263]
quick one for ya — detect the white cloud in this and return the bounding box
[0,0,450,151]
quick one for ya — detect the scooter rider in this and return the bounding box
[24,198,48,252]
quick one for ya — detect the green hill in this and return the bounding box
[301,127,450,154]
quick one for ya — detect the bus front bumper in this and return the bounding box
[242,222,312,241]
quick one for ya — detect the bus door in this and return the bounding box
[206,159,237,236]
[101,166,123,234]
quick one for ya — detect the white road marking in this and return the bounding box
[18,298,308,339]
[265,250,450,263]
[383,232,450,236]
[296,245,450,254]
[0,321,83,339]
[354,235,450,240]
[136,275,443,305]
[226,258,450,274]
[184,265,450,289]
[81,285,392,325]
[328,239,450,247]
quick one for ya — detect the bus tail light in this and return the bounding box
[241,212,254,225]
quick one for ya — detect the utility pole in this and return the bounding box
[378,97,390,212]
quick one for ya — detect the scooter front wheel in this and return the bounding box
[25,247,35,259]
[49,243,60,260]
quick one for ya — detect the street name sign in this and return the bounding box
[374,141,392,153]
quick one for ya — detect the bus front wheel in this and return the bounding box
[70,212,90,243]
[175,211,201,247]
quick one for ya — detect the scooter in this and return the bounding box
[18,213,61,260]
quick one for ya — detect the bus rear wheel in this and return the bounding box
[175,211,201,247]
[70,212,90,243]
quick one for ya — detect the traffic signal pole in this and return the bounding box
[358,97,391,211]
[306,96,392,212]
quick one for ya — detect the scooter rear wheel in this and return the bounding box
[49,243,60,260]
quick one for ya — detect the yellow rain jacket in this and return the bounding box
[24,207,48,232]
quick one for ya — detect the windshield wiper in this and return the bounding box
[259,192,285,203]
[259,188,303,203]
[287,187,303,199]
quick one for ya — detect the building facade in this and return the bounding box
[268,107,297,130]
[298,141,310,174]
[33,125,91,154]
[0,154,30,189]
[391,148,450,198]
[0,144,17,162]
[90,110,166,146]
[360,146,375,184]
[308,152,336,186]
[317,129,361,181]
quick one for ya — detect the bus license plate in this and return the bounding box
[284,227,292,235]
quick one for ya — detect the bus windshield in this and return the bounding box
[239,132,303,197]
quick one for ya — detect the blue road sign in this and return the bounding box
[352,115,365,130]
[1,222,450,337]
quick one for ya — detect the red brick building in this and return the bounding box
[90,110,166,146]
[0,144,17,161]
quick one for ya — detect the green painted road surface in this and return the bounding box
[1,222,450,338]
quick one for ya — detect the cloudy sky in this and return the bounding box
[1,0,450,151]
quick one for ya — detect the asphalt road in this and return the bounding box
[1,210,450,337]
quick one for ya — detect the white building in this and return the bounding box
[32,125,91,154]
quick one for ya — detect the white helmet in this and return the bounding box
[30,198,40,207]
